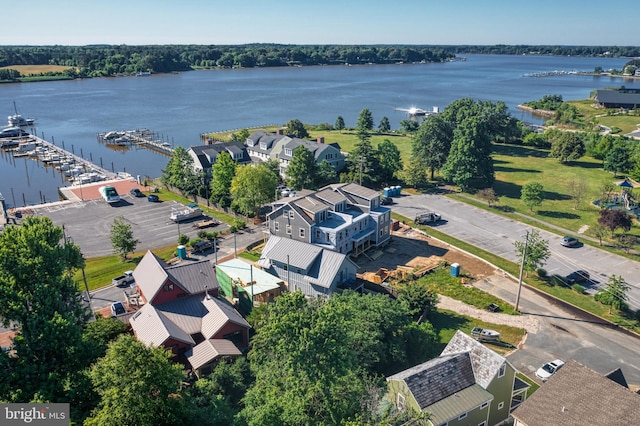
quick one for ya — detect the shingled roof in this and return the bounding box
[512,360,640,426]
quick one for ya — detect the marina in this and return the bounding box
[96,129,174,155]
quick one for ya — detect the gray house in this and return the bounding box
[245,130,345,177]
[187,141,252,175]
[266,182,391,256]
[257,235,358,298]
[594,88,640,109]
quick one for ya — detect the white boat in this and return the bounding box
[471,327,500,342]
[170,205,203,222]
[8,102,35,127]
[16,140,37,153]
[99,186,121,204]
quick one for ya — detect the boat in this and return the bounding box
[136,71,152,77]
[471,327,500,342]
[170,205,203,222]
[98,186,121,204]
[7,102,35,127]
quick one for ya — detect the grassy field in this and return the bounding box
[568,99,640,134]
[1,64,74,74]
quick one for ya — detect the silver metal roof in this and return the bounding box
[186,339,242,371]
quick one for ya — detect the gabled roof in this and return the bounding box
[313,188,347,205]
[130,294,250,348]
[189,141,251,169]
[280,138,338,161]
[441,330,510,389]
[338,182,380,200]
[186,339,242,371]
[595,89,640,106]
[387,352,477,409]
[512,360,640,426]
[295,196,329,214]
[133,251,171,302]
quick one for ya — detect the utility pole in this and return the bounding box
[515,230,529,312]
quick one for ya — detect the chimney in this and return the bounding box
[317,136,324,144]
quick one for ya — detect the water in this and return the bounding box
[1,54,638,208]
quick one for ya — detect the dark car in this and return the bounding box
[147,194,160,202]
[561,236,579,247]
[130,188,144,197]
[380,196,393,205]
[565,270,590,285]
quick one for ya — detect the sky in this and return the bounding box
[2,0,638,46]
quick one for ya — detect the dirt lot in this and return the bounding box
[352,223,498,279]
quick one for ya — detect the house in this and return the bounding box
[187,141,252,175]
[245,130,345,176]
[386,352,494,426]
[215,257,284,314]
[267,182,392,256]
[256,235,359,298]
[594,88,640,109]
[129,251,251,376]
[512,360,640,426]
[387,330,529,426]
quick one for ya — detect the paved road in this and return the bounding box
[391,193,640,310]
[472,275,640,386]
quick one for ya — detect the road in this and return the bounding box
[391,192,640,310]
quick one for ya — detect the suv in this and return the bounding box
[130,188,144,197]
[561,236,579,247]
[535,359,565,381]
[110,301,126,316]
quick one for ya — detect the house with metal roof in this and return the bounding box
[387,330,529,426]
[245,130,345,177]
[594,88,640,109]
[267,182,391,257]
[129,251,250,376]
[512,360,640,426]
[256,235,358,298]
[187,141,251,175]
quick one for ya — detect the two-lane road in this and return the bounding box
[391,193,640,310]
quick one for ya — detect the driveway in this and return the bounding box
[390,193,640,310]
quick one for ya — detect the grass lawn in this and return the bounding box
[568,99,640,134]
[1,64,73,74]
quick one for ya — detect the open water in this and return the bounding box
[1,54,639,208]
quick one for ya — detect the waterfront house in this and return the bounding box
[594,88,640,109]
[266,182,391,256]
[187,141,251,175]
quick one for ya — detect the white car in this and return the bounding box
[535,359,565,381]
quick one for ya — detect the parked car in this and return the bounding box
[535,359,565,381]
[380,196,393,205]
[147,194,160,202]
[130,188,144,197]
[565,270,590,285]
[110,301,126,316]
[561,236,579,247]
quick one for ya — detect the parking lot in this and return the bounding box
[31,194,229,258]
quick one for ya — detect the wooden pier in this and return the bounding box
[96,129,174,155]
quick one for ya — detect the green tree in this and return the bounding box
[378,116,391,133]
[346,136,379,187]
[161,146,200,195]
[230,128,250,142]
[286,145,318,190]
[110,216,139,260]
[210,152,237,207]
[357,108,374,132]
[412,114,453,180]
[284,118,310,139]
[596,275,630,313]
[230,164,278,217]
[401,157,428,188]
[514,229,551,277]
[549,132,585,163]
[520,182,544,212]
[86,335,187,426]
[377,139,403,185]
[604,141,632,177]
[0,216,89,402]
[316,159,338,188]
[335,116,345,132]
[399,119,420,133]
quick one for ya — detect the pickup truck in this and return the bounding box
[112,270,135,287]
[192,240,216,254]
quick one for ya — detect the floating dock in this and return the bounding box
[96,129,174,155]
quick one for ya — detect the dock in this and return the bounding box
[96,129,174,155]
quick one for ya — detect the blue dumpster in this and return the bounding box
[450,263,460,277]
[177,245,187,259]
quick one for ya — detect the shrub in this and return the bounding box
[572,284,585,294]
[178,233,189,245]
[536,268,547,278]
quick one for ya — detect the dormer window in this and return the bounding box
[285,148,293,156]
[247,139,254,147]
[260,142,267,150]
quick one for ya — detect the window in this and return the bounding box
[498,363,506,378]
[285,148,292,156]
[163,283,174,292]
[289,211,295,219]
[286,225,292,234]
[260,142,267,150]
[274,222,279,231]
[316,229,321,239]
[397,393,405,410]
[480,402,488,409]
[498,402,504,410]
[458,413,467,420]
[299,228,305,238]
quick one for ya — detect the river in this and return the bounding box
[1,54,639,208]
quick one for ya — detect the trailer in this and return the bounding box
[170,205,203,222]
[192,218,219,229]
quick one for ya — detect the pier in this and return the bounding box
[96,129,174,155]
